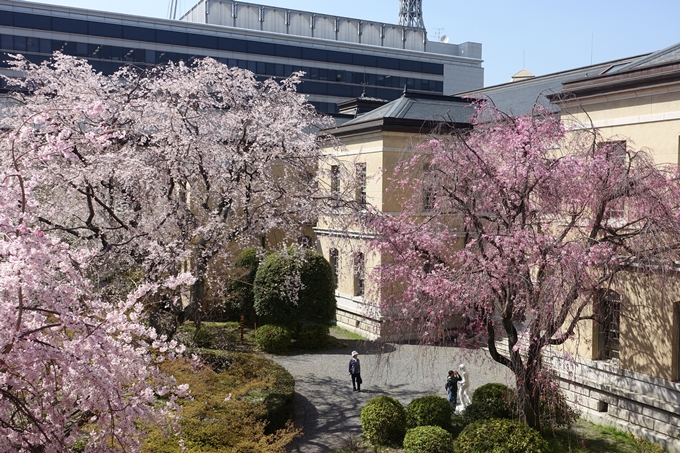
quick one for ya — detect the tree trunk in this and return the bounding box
[190,276,205,330]
[520,344,542,431]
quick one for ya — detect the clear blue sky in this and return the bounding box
[27,0,680,87]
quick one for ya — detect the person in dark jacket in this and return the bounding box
[349,351,362,391]
[445,369,462,411]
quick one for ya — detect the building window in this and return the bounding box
[596,289,621,360]
[354,252,365,296]
[600,140,627,218]
[331,165,340,195]
[329,248,339,289]
[423,162,436,212]
[356,162,366,208]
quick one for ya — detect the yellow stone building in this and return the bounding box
[320,42,680,451]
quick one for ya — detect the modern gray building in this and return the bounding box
[0,0,483,113]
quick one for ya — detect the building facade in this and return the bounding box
[459,44,680,451]
[321,43,680,450]
[0,0,483,113]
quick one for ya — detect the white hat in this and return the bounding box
[459,363,465,368]
[352,351,359,356]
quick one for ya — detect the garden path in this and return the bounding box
[270,330,513,453]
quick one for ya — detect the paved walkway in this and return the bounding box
[270,332,514,453]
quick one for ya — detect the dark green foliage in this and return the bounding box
[465,382,516,422]
[228,247,260,315]
[260,357,296,433]
[295,324,331,349]
[461,401,507,425]
[298,251,337,323]
[456,418,551,453]
[403,426,454,453]
[254,247,336,327]
[406,395,453,430]
[472,382,516,407]
[360,395,407,447]
[192,327,214,348]
[255,325,292,353]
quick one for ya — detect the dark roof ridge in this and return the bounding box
[460,54,646,94]
[615,42,680,72]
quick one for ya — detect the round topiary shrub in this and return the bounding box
[472,383,515,406]
[254,246,336,327]
[361,395,407,447]
[406,395,453,430]
[295,325,331,350]
[403,425,454,453]
[255,324,292,353]
[468,383,516,419]
[461,401,502,425]
[456,418,550,453]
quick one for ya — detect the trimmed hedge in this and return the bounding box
[255,324,292,353]
[463,383,516,424]
[403,425,454,453]
[360,395,407,447]
[456,418,550,453]
[406,395,453,430]
[254,247,336,326]
[295,324,331,350]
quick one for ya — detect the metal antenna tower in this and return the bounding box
[398,0,425,29]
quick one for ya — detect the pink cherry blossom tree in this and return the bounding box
[369,104,680,429]
[0,145,189,452]
[1,54,340,326]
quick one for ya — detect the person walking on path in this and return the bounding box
[445,369,462,412]
[349,351,362,392]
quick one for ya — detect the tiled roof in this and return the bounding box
[456,57,640,117]
[338,91,473,127]
[614,42,680,72]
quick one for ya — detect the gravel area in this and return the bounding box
[270,330,514,453]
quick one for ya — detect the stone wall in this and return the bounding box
[546,353,680,453]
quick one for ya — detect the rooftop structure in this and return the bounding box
[398,0,425,29]
[0,0,483,113]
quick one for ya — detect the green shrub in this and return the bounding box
[260,358,296,433]
[403,426,454,453]
[360,395,407,447]
[192,327,214,348]
[472,383,516,407]
[461,401,506,425]
[456,418,550,453]
[295,324,331,349]
[462,382,516,425]
[254,246,336,326]
[406,395,453,430]
[255,324,292,353]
